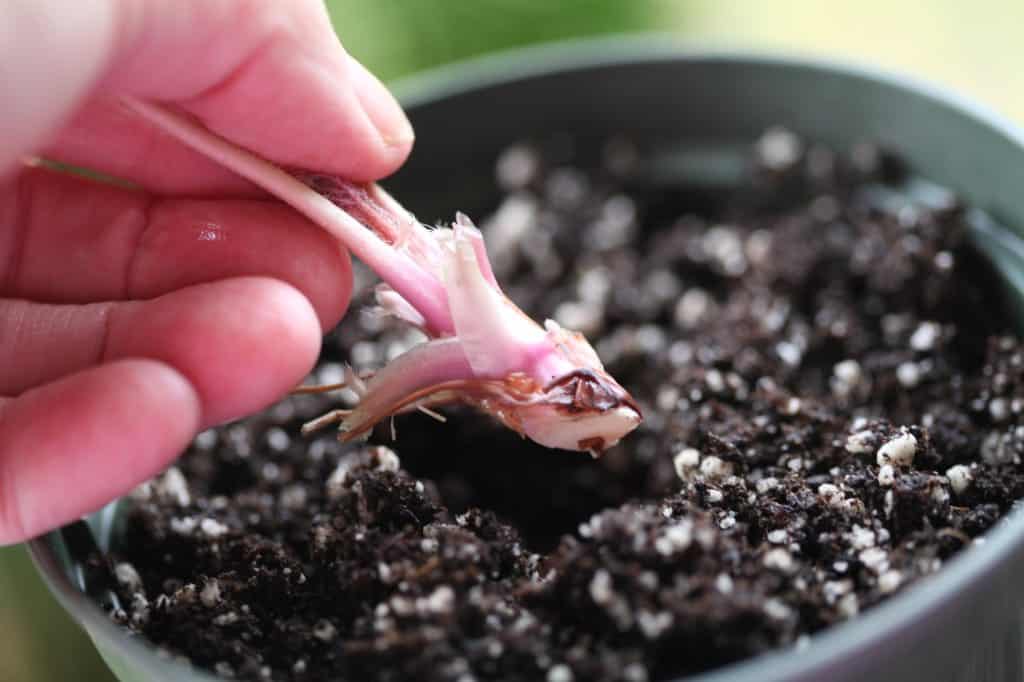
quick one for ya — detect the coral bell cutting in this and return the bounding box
[125,99,641,454]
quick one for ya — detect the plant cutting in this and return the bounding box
[124,99,642,455]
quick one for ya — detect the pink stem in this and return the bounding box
[454,213,501,291]
[341,336,475,432]
[123,98,455,336]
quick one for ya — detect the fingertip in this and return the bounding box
[249,277,325,383]
[88,0,414,182]
[347,56,415,174]
[181,46,412,182]
[195,277,323,427]
[125,359,203,439]
[107,277,324,428]
[0,359,200,544]
[317,243,354,332]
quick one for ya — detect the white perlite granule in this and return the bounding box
[495,145,539,190]
[877,432,917,467]
[371,445,401,472]
[763,548,795,573]
[878,570,903,594]
[326,458,354,499]
[312,619,338,642]
[158,467,191,507]
[654,521,694,556]
[817,483,845,508]
[170,516,197,535]
[823,579,853,604]
[707,369,729,394]
[896,362,921,388]
[990,398,1010,422]
[763,598,793,621]
[946,464,973,495]
[715,573,734,594]
[837,593,860,618]
[757,127,802,170]
[776,341,802,366]
[831,359,865,398]
[636,610,674,638]
[845,430,875,454]
[909,321,941,351]
[622,662,649,682]
[672,448,701,481]
[859,547,889,574]
[980,431,1014,465]
[699,456,733,481]
[589,569,613,605]
[114,563,143,592]
[200,518,229,538]
[200,579,222,608]
[213,611,239,626]
[419,586,455,615]
[547,664,574,682]
[847,525,876,550]
[266,427,290,452]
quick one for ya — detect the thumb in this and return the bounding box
[0,0,413,181]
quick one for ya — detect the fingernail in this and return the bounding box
[348,57,414,148]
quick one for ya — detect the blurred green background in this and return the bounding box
[3,1,1022,680]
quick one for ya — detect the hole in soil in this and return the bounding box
[384,410,658,552]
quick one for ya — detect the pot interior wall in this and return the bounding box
[388,54,1024,231]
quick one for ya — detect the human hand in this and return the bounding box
[0,0,413,543]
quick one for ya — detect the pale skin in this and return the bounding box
[0,0,415,544]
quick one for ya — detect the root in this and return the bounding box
[292,366,373,396]
[292,381,349,395]
[301,409,353,435]
[416,405,448,423]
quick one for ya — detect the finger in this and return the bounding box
[0,167,353,331]
[3,0,413,180]
[46,52,412,193]
[111,1,415,176]
[0,277,323,426]
[0,359,200,544]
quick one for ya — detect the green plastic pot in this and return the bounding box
[28,38,1024,682]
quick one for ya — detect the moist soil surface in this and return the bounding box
[102,129,1024,681]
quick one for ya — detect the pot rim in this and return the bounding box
[27,35,1024,682]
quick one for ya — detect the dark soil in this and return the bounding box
[102,128,1024,682]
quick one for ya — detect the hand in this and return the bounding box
[0,0,414,544]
